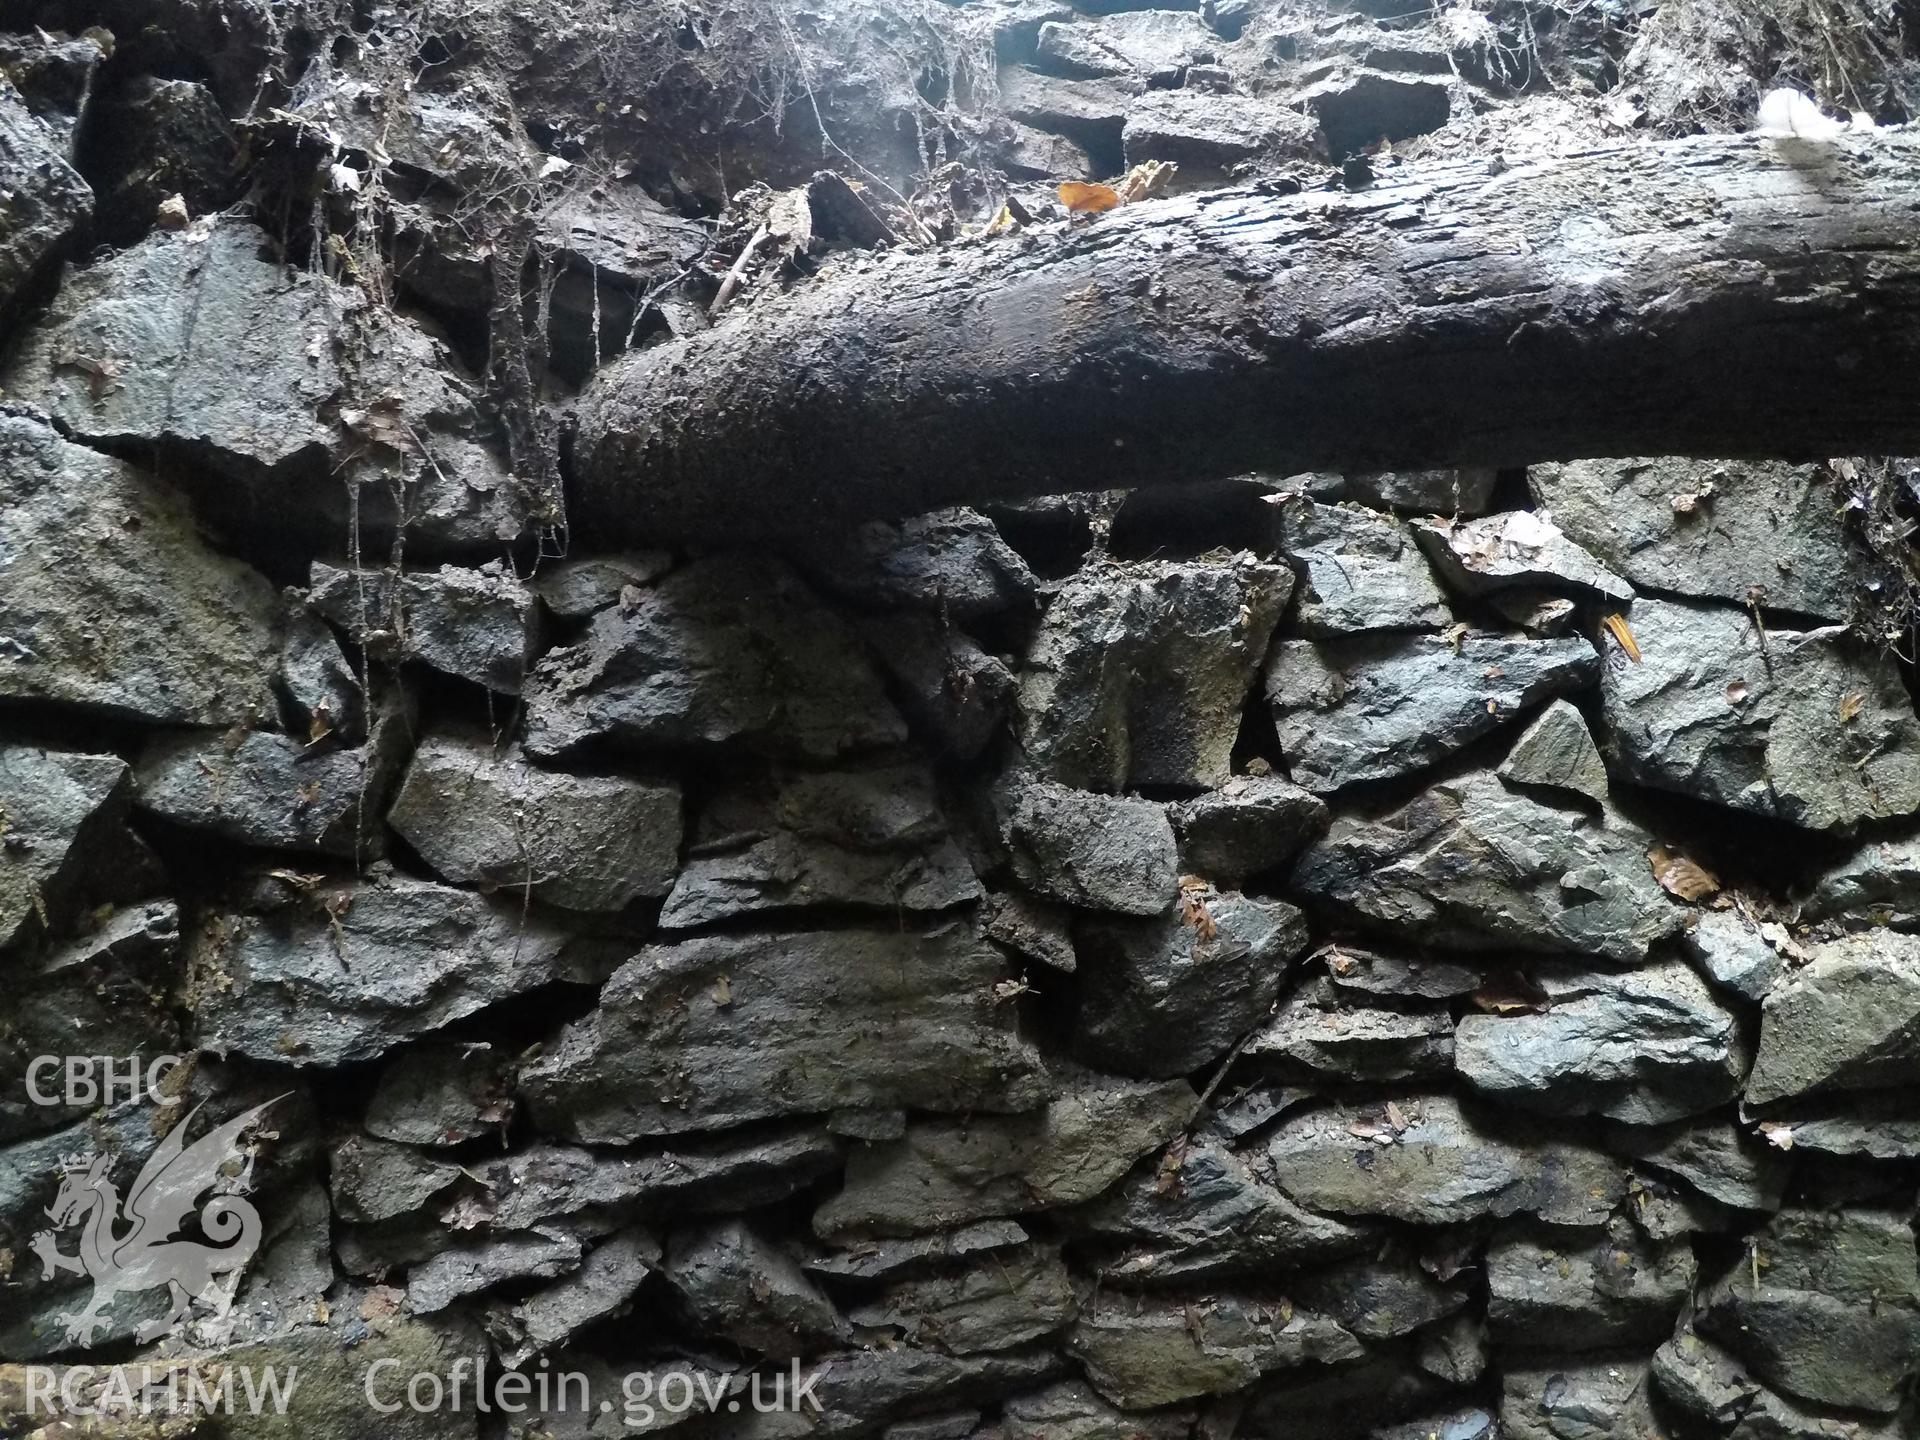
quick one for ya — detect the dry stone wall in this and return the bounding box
[2,3,1919,1439]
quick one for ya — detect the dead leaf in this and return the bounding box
[1758,1121,1796,1151]
[1112,159,1176,204]
[711,975,733,1008]
[1058,181,1120,214]
[1180,887,1219,943]
[1649,845,1720,902]
[1384,1100,1408,1133]
[1155,1135,1189,1196]
[1471,972,1552,1015]
[1839,691,1865,724]
[1602,613,1642,663]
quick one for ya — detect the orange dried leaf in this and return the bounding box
[1059,181,1120,214]
[1602,613,1642,662]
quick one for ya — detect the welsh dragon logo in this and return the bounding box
[29,1097,285,1347]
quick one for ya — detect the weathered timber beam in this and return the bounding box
[572,130,1920,541]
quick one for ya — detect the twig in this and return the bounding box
[709,224,772,316]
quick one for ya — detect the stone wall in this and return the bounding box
[2,3,1919,1439]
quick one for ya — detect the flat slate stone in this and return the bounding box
[814,1071,1195,1238]
[189,873,580,1068]
[1266,632,1598,792]
[1413,510,1634,602]
[1600,597,1920,832]
[1264,1095,1626,1227]
[522,921,1048,1141]
[1455,958,1747,1125]
[1532,458,1867,621]
[389,729,681,911]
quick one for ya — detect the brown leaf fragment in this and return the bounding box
[1471,972,1552,1015]
[1839,691,1865,723]
[1649,845,1720,902]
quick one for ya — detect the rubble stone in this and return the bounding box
[0,745,130,950]
[1746,930,1920,1106]
[1531,458,1866,621]
[1264,1096,1626,1227]
[389,730,681,911]
[1074,889,1310,1078]
[1454,958,1747,1125]
[1696,1207,1920,1413]
[1271,496,1451,637]
[997,777,1178,916]
[1600,597,1920,832]
[1168,775,1328,885]
[815,1072,1194,1237]
[661,762,975,928]
[1266,632,1598,792]
[663,1217,848,1358]
[1486,1216,1695,1351]
[1017,556,1290,791]
[190,873,580,1068]
[309,561,542,696]
[1413,511,1634,602]
[1068,1291,1362,1408]
[0,413,282,726]
[523,554,906,761]
[1291,770,1684,963]
[1,221,527,550]
[522,922,1047,1140]
[1497,699,1609,803]
[0,83,90,312]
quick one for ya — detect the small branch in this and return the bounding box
[708,225,772,316]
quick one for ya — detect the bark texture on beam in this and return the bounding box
[573,131,1920,542]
